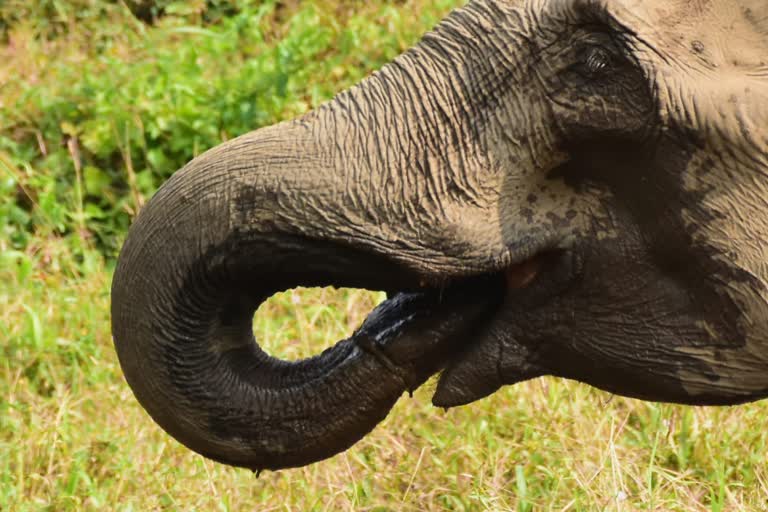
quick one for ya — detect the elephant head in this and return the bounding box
[111,0,768,472]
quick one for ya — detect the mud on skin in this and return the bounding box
[112,0,768,470]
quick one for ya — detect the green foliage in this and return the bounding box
[1,0,459,256]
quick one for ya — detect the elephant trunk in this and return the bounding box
[110,110,500,471]
[111,2,514,471]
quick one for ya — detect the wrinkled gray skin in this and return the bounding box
[112,0,768,471]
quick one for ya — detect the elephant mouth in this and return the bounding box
[365,249,570,405]
[504,254,544,289]
[426,249,576,407]
[352,272,503,391]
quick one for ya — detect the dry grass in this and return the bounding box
[2,243,768,511]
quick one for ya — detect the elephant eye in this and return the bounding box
[583,46,613,76]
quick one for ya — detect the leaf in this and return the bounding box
[60,121,79,137]
[21,303,44,349]
[83,166,111,196]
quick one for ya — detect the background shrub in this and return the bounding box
[0,0,458,256]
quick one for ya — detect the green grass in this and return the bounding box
[4,245,768,511]
[2,1,768,510]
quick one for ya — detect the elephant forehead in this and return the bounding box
[587,0,768,153]
[601,0,768,68]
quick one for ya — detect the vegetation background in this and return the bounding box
[1,0,767,510]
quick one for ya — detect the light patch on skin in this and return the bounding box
[633,2,768,397]
[677,146,768,395]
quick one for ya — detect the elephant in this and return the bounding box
[111,0,768,472]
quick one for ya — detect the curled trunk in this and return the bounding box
[111,3,511,470]
[110,116,500,472]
